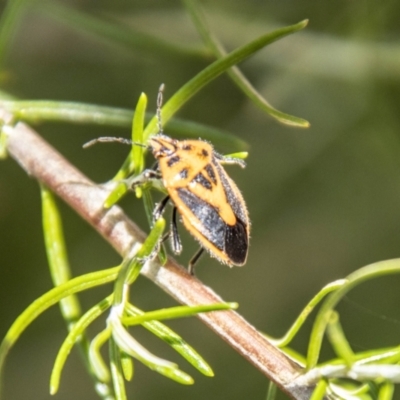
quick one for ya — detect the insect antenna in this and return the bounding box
[156,83,165,135]
[84,83,166,150]
[83,137,132,148]
[83,137,147,149]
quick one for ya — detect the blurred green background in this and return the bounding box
[1,0,400,399]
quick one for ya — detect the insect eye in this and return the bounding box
[201,149,209,157]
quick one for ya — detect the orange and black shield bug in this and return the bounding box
[148,133,249,273]
[84,84,250,274]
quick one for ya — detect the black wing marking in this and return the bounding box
[204,163,217,185]
[177,188,225,251]
[192,172,212,190]
[224,218,248,264]
[176,188,248,264]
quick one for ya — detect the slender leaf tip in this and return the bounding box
[227,302,239,310]
[296,19,309,30]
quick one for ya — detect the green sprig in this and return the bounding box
[183,0,310,128]
[50,296,114,394]
[0,266,119,375]
[126,304,214,377]
[307,259,400,369]
[0,99,247,150]
[113,19,308,181]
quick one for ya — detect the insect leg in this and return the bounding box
[170,207,182,255]
[188,248,204,275]
[125,169,161,188]
[153,195,170,220]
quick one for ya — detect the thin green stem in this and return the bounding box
[0,99,247,150]
[122,302,238,326]
[109,338,127,400]
[120,351,134,382]
[265,381,277,400]
[41,186,81,325]
[40,1,209,61]
[126,304,214,377]
[269,280,345,348]
[131,92,147,174]
[41,187,114,398]
[310,379,327,400]
[143,19,308,140]
[114,19,308,180]
[183,0,309,127]
[307,259,400,369]
[378,382,394,400]
[0,0,26,66]
[326,312,354,367]
[113,218,165,306]
[89,327,112,383]
[0,125,8,158]
[0,266,119,374]
[50,296,113,394]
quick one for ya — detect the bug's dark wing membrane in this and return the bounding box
[224,218,248,265]
[176,188,248,264]
[176,188,225,250]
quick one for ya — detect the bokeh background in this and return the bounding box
[1,1,400,399]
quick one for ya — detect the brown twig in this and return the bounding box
[2,109,315,399]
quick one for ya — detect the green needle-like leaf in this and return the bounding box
[128,217,166,283]
[0,100,247,150]
[108,295,227,384]
[326,312,354,367]
[379,382,394,400]
[110,338,128,400]
[41,186,82,324]
[89,327,112,383]
[0,0,26,66]
[127,304,214,377]
[50,296,113,394]
[41,1,208,61]
[41,187,114,398]
[307,259,400,369]
[152,366,194,385]
[123,302,238,325]
[142,19,309,141]
[184,0,310,128]
[120,351,134,382]
[269,280,345,348]
[104,181,129,209]
[109,313,179,377]
[0,127,7,159]
[113,218,165,306]
[0,266,119,375]
[266,381,277,400]
[224,151,248,160]
[131,92,147,174]
[114,19,308,180]
[310,380,328,400]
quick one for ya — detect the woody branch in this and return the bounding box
[2,109,315,400]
